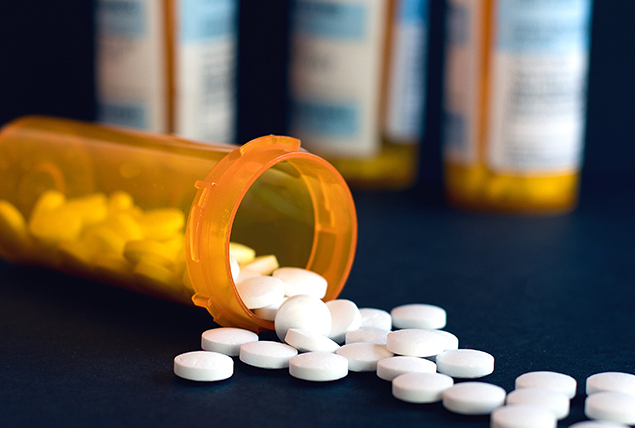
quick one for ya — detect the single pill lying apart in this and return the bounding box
[235,275,285,309]
[274,295,332,341]
[336,342,394,372]
[506,387,570,420]
[442,382,507,415]
[201,327,259,357]
[568,422,629,428]
[586,372,635,396]
[289,352,348,382]
[386,329,447,358]
[391,303,447,330]
[173,351,233,382]
[326,299,362,343]
[285,328,340,353]
[377,356,437,381]
[239,341,298,369]
[392,372,454,403]
[584,391,635,425]
[515,371,577,399]
[272,267,327,298]
[436,349,495,379]
[490,405,557,428]
[345,328,390,345]
[359,308,392,331]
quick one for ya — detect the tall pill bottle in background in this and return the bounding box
[287,0,429,189]
[443,0,593,213]
[95,0,237,143]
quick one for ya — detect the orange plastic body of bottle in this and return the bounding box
[0,116,357,332]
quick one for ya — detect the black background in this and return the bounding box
[1,1,635,427]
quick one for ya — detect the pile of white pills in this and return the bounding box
[173,245,635,427]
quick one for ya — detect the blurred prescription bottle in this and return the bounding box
[287,0,429,189]
[0,116,357,332]
[95,0,237,143]
[443,0,593,213]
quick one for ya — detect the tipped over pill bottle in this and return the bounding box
[443,0,593,213]
[0,116,357,331]
[287,0,429,189]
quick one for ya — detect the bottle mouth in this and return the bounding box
[186,135,357,331]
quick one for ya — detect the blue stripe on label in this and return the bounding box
[292,99,359,136]
[292,0,367,39]
[97,0,146,37]
[399,0,428,25]
[497,0,593,53]
[98,103,148,129]
[180,0,237,42]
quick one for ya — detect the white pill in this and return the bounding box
[391,303,447,330]
[585,392,635,425]
[506,388,570,419]
[272,267,328,298]
[253,296,288,321]
[274,295,332,341]
[392,372,454,403]
[359,308,392,331]
[436,349,495,379]
[230,257,240,281]
[377,356,437,381]
[284,328,340,353]
[586,372,635,396]
[490,405,557,428]
[289,352,348,382]
[568,422,629,428]
[386,329,448,358]
[239,341,298,369]
[235,268,262,283]
[336,342,394,372]
[173,351,233,382]
[326,299,362,343]
[515,371,577,399]
[201,327,259,357]
[345,328,390,345]
[235,275,285,309]
[442,382,507,415]
[240,254,279,275]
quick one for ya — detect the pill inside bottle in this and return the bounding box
[0,116,357,332]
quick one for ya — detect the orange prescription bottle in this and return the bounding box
[0,116,357,332]
[443,0,593,213]
[287,0,428,189]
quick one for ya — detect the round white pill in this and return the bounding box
[235,275,285,309]
[289,352,348,382]
[490,405,557,428]
[515,371,577,399]
[586,372,635,396]
[386,329,447,358]
[336,342,394,372]
[285,328,340,353]
[392,372,454,403]
[239,341,298,369]
[326,299,362,343]
[359,307,392,331]
[173,351,234,382]
[272,267,328,298]
[391,303,447,330]
[376,356,437,381]
[585,391,635,425]
[201,327,259,357]
[345,328,390,345]
[568,422,629,428]
[436,349,495,379]
[253,296,287,321]
[442,382,507,415]
[506,388,570,419]
[274,295,332,341]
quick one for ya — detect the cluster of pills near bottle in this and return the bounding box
[175,246,635,427]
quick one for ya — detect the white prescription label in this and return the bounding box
[288,0,387,158]
[95,0,166,132]
[385,0,428,143]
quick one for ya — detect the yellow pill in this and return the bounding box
[29,206,83,245]
[133,259,180,289]
[92,254,132,276]
[108,191,134,212]
[240,254,279,275]
[81,224,126,255]
[0,200,30,257]
[140,208,185,241]
[103,212,144,241]
[229,242,256,264]
[65,193,108,226]
[123,239,179,267]
[57,240,96,266]
[31,190,65,218]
